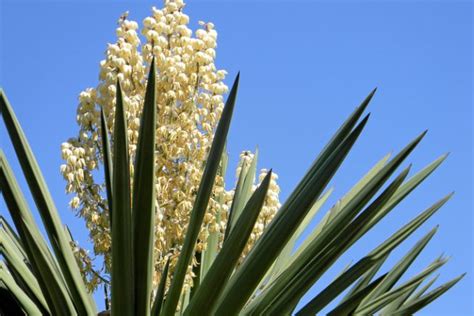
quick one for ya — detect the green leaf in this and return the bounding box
[264,188,333,289]
[357,153,449,240]
[355,282,419,315]
[0,151,76,314]
[391,273,465,315]
[380,278,424,315]
[403,274,440,305]
[0,216,28,260]
[354,255,448,315]
[179,288,190,316]
[162,73,239,316]
[295,257,382,315]
[185,171,272,315]
[216,109,372,315]
[0,89,95,315]
[100,107,113,226]
[151,257,170,316]
[256,166,411,315]
[111,81,134,316]
[299,151,446,283]
[0,262,42,315]
[225,148,258,240]
[288,153,390,280]
[359,226,438,306]
[0,228,50,313]
[132,59,158,316]
[201,150,229,279]
[326,273,387,316]
[367,194,452,258]
[335,153,391,208]
[320,153,391,233]
[342,253,389,302]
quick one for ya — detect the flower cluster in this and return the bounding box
[61,0,280,293]
[69,240,102,293]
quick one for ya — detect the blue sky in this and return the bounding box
[1,0,472,314]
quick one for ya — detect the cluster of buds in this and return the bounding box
[60,0,281,293]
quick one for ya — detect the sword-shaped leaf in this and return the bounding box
[185,171,272,315]
[151,257,170,316]
[201,150,229,279]
[216,108,372,315]
[403,273,440,305]
[0,229,50,313]
[391,273,465,316]
[254,166,410,315]
[0,262,42,315]
[0,216,27,260]
[354,255,448,315]
[132,59,158,316]
[224,148,258,240]
[1,151,75,314]
[261,188,333,292]
[342,253,389,302]
[359,226,438,306]
[326,273,387,316]
[162,73,239,316]
[100,107,113,226]
[0,90,95,315]
[111,81,134,316]
[295,257,382,315]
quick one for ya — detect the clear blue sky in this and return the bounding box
[1,0,472,314]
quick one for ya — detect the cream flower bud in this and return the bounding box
[70,196,80,209]
[146,30,159,42]
[179,13,189,24]
[143,16,155,28]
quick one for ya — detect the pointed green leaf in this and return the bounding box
[264,188,333,289]
[226,149,258,238]
[100,107,113,226]
[368,194,452,258]
[186,171,272,315]
[380,278,424,315]
[391,273,465,315]
[0,151,76,314]
[132,59,158,316]
[0,216,27,260]
[216,112,371,315]
[162,73,240,316]
[355,256,448,315]
[404,274,440,305]
[320,153,391,233]
[111,81,134,316]
[201,150,229,279]
[0,262,42,315]
[0,90,95,315]
[342,253,389,302]
[288,153,391,281]
[295,257,382,315]
[0,229,50,313]
[256,166,410,315]
[326,273,387,316]
[151,257,170,316]
[360,226,438,306]
[357,153,449,242]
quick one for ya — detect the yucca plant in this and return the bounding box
[0,52,465,315]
